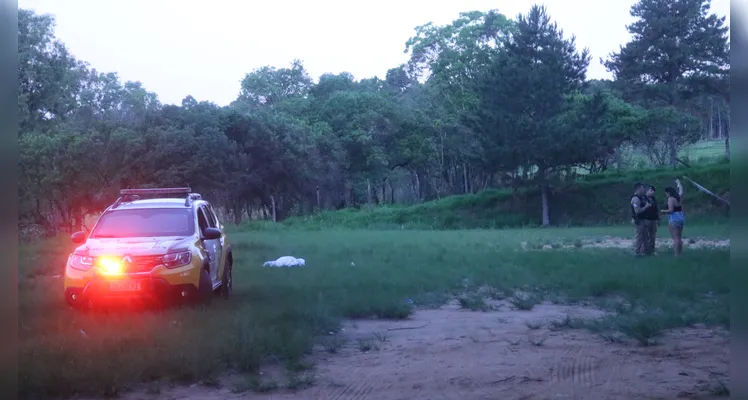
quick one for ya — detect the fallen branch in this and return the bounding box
[387,321,432,331]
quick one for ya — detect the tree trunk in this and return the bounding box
[413,171,422,203]
[344,181,353,207]
[270,195,276,222]
[389,179,395,204]
[316,186,321,211]
[233,201,242,225]
[668,133,678,167]
[73,213,83,233]
[381,179,386,205]
[540,184,550,227]
[725,134,730,160]
[709,97,714,139]
[539,169,550,227]
[366,179,373,210]
[463,163,469,194]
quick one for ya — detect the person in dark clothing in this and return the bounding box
[630,182,654,256]
[641,185,660,255]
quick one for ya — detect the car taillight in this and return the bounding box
[70,254,94,271]
[163,251,191,268]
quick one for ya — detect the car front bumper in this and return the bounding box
[65,276,200,306]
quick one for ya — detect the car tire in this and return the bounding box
[196,267,213,306]
[219,257,233,299]
[66,291,92,312]
[67,298,91,312]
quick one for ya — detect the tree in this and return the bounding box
[399,10,517,199]
[18,9,84,133]
[234,59,313,111]
[470,4,591,226]
[633,106,701,167]
[604,0,730,164]
[16,4,727,236]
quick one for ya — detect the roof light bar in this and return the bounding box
[120,187,192,196]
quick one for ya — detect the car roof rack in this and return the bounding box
[185,193,202,207]
[110,187,201,209]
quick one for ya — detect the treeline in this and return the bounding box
[18,0,730,235]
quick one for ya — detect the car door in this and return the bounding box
[197,206,220,284]
[206,204,225,277]
[204,204,224,284]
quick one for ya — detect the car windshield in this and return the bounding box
[90,208,195,238]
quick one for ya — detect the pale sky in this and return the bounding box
[19,0,732,107]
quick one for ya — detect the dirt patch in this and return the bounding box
[522,237,730,251]
[102,302,729,400]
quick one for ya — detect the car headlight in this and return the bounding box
[70,254,94,271]
[163,251,192,268]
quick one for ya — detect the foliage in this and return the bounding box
[17,1,731,235]
[604,0,730,165]
[280,163,730,230]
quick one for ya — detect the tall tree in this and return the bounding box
[470,5,591,226]
[18,9,83,132]
[403,10,515,198]
[604,0,730,164]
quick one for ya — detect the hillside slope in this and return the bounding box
[276,163,730,230]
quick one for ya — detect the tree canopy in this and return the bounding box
[17,1,730,235]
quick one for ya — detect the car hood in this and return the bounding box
[77,236,194,257]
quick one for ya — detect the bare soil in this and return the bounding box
[102,302,730,400]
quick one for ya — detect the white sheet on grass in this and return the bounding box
[263,256,306,267]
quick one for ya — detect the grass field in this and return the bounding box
[18,223,730,399]
[615,140,727,171]
[546,139,727,177]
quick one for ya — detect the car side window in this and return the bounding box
[202,205,217,228]
[207,204,220,226]
[197,207,209,236]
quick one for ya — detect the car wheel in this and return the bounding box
[67,298,90,312]
[219,258,233,299]
[66,292,91,312]
[196,267,213,306]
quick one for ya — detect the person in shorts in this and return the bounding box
[661,180,685,256]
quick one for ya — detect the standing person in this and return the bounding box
[661,179,685,256]
[630,182,654,257]
[641,185,660,255]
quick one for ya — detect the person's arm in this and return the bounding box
[632,196,649,215]
[661,197,675,214]
[676,179,684,197]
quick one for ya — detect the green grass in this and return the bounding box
[615,140,727,170]
[503,140,727,177]
[18,225,730,399]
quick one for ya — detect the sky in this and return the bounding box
[19,0,733,107]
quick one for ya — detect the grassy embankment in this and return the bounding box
[279,162,729,230]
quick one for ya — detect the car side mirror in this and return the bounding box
[71,231,87,244]
[203,227,222,240]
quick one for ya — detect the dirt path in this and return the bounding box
[522,237,729,251]
[107,302,729,400]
